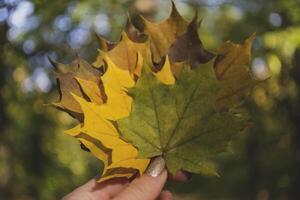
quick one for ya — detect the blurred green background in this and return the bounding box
[1,0,300,199]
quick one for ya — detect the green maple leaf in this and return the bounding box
[117,61,244,176]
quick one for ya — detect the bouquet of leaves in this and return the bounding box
[51,2,259,182]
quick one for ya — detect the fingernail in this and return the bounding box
[145,156,165,177]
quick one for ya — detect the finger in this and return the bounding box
[62,177,128,200]
[168,171,192,183]
[113,157,167,200]
[157,190,173,200]
[113,170,168,200]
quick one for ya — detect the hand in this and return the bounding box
[62,157,189,200]
[62,170,170,200]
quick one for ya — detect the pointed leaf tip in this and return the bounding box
[246,32,256,44]
[154,55,175,85]
[48,57,58,68]
[142,0,188,63]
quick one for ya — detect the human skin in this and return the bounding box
[62,170,171,200]
[62,158,190,200]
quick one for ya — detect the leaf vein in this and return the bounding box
[167,127,222,152]
[122,126,161,151]
[149,88,163,149]
[164,86,198,149]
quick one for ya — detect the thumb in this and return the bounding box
[113,157,168,200]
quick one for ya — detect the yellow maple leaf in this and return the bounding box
[79,138,147,182]
[75,77,103,105]
[98,54,137,120]
[67,95,149,182]
[153,55,175,85]
[93,31,151,74]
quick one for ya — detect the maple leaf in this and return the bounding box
[94,17,147,55]
[168,15,214,69]
[117,59,245,176]
[143,3,214,77]
[214,33,258,110]
[141,1,189,63]
[98,54,137,119]
[93,20,151,74]
[65,95,149,182]
[51,57,103,121]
